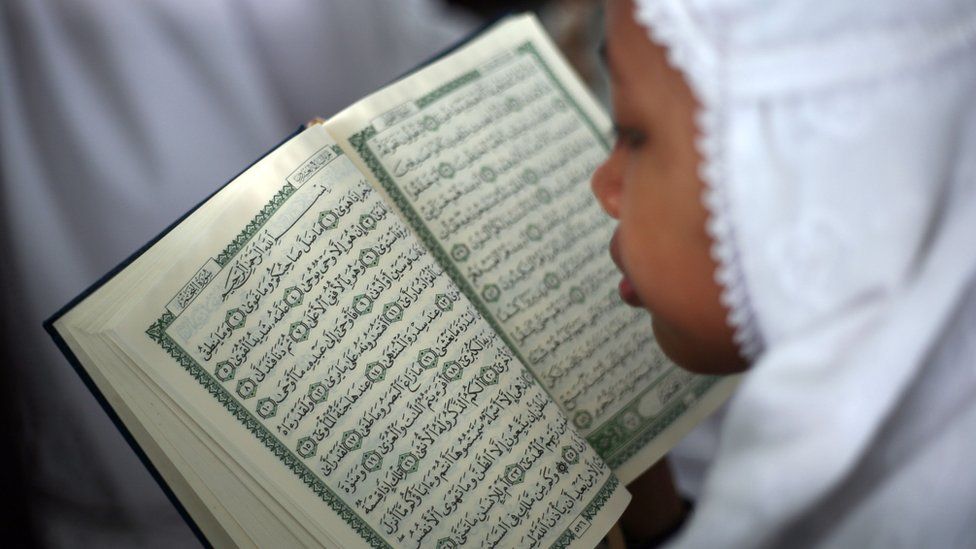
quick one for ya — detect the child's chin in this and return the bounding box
[651,317,747,375]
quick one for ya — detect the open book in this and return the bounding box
[47,14,736,548]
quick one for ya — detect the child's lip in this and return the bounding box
[618,276,642,307]
[610,231,642,307]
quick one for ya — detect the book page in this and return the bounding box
[110,126,626,548]
[53,130,340,547]
[326,14,738,484]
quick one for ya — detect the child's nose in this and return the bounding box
[591,155,622,219]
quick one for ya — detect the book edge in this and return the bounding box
[42,127,305,548]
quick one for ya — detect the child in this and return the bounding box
[595,0,976,545]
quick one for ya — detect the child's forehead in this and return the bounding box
[602,0,658,84]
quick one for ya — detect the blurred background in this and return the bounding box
[0,0,607,546]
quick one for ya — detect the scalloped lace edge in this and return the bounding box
[634,0,765,361]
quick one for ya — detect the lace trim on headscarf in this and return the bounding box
[633,0,765,360]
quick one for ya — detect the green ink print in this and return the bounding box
[307,382,329,403]
[437,162,455,179]
[365,362,386,383]
[214,361,236,382]
[361,451,383,472]
[562,445,580,465]
[479,365,499,386]
[417,348,438,369]
[359,247,380,268]
[450,244,470,261]
[236,378,257,399]
[225,308,246,330]
[434,293,453,312]
[573,410,593,429]
[382,302,403,323]
[283,286,304,308]
[481,284,501,303]
[503,464,525,485]
[256,398,277,419]
[318,210,340,230]
[352,294,373,315]
[359,213,377,231]
[296,437,318,459]
[422,115,439,132]
[479,166,497,182]
[288,321,310,343]
[341,430,362,451]
[441,361,462,382]
[398,452,419,474]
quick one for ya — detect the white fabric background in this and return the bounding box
[634,0,976,546]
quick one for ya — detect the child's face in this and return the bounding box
[593,0,746,373]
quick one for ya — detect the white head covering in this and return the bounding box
[632,0,976,545]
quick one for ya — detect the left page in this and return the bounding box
[57,126,628,548]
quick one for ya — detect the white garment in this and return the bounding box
[0,1,472,546]
[633,0,976,546]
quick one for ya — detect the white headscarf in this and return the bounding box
[633,0,976,546]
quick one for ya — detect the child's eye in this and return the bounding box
[612,124,647,149]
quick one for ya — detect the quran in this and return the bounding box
[47,14,736,548]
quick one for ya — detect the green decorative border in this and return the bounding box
[550,475,620,549]
[518,43,610,151]
[215,184,296,267]
[350,125,537,381]
[592,377,719,469]
[147,313,389,547]
[416,70,480,108]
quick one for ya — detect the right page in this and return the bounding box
[326,14,738,484]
